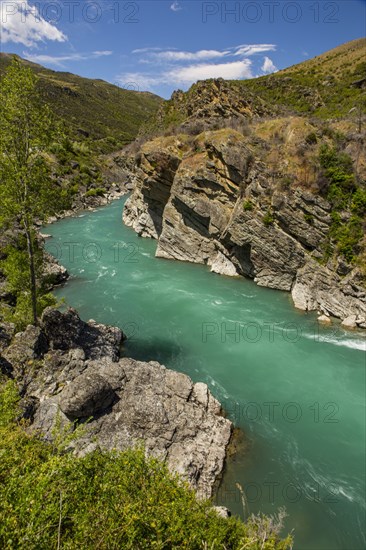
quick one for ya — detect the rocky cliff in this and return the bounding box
[0,308,232,499]
[123,124,366,328]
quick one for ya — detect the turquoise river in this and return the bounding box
[44,197,366,550]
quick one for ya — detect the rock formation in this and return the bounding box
[1,308,232,499]
[123,130,366,326]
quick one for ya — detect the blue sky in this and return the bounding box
[1,0,365,98]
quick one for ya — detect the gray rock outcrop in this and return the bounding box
[2,308,232,499]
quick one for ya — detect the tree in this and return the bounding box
[0,59,61,325]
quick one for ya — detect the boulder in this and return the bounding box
[60,372,116,419]
[317,314,331,324]
[41,307,124,361]
[42,252,69,288]
[213,506,232,518]
[210,251,238,277]
[341,315,357,329]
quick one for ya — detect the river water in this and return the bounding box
[44,197,366,550]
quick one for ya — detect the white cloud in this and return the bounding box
[0,0,66,47]
[168,60,253,84]
[93,50,113,57]
[117,59,252,89]
[117,72,160,89]
[170,1,182,12]
[23,50,113,68]
[132,47,165,54]
[234,44,276,57]
[152,49,230,62]
[261,56,277,74]
[135,44,276,63]
[119,43,276,92]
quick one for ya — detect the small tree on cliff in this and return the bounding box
[0,59,61,325]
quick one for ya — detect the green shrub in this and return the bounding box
[351,187,366,215]
[318,145,364,264]
[85,187,106,198]
[263,210,275,227]
[0,382,293,550]
[353,61,366,77]
[0,241,60,331]
[305,132,317,145]
[69,184,79,196]
[243,200,253,211]
[319,145,353,174]
[304,213,314,225]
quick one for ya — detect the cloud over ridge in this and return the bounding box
[118,43,277,91]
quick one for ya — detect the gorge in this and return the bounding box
[42,197,365,550]
[0,36,365,549]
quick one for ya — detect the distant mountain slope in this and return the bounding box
[151,38,366,133]
[280,37,366,79]
[0,53,163,153]
[240,37,366,117]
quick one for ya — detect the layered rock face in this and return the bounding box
[1,308,232,499]
[123,131,366,325]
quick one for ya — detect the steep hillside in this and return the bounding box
[0,54,164,213]
[123,40,366,327]
[0,53,163,153]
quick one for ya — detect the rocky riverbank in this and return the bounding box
[0,307,233,499]
[123,129,366,329]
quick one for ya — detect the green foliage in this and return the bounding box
[0,236,58,331]
[0,54,163,155]
[351,187,366,215]
[329,214,363,264]
[51,135,109,204]
[0,60,68,324]
[0,382,293,550]
[305,132,317,145]
[318,145,364,265]
[319,144,353,172]
[353,61,366,78]
[263,210,275,227]
[0,60,63,225]
[1,246,32,295]
[69,184,79,196]
[304,213,314,225]
[1,285,58,333]
[85,188,106,198]
[319,145,355,208]
[243,200,254,211]
[0,380,20,427]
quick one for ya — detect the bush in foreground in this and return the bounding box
[0,381,293,549]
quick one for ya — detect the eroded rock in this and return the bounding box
[2,309,232,499]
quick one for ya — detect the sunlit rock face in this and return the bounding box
[123,131,366,324]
